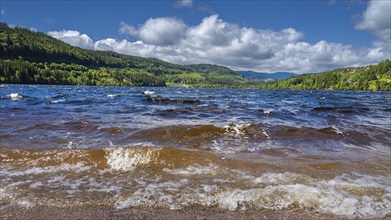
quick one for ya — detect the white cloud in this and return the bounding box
[356,0,391,56]
[356,0,390,33]
[1,10,5,16]
[49,12,390,73]
[175,0,193,8]
[120,18,186,46]
[94,38,156,58]
[138,17,186,46]
[48,30,94,50]
[119,21,138,37]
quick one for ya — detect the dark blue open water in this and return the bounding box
[1,85,390,218]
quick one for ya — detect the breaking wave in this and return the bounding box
[1,147,390,218]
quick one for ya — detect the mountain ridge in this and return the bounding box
[237,71,297,81]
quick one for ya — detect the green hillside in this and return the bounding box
[0,23,254,87]
[1,23,390,90]
[259,60,391,91]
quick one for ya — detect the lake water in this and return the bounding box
[1,85,390,218]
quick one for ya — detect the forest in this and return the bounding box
[0,23,254,87]
[259,60,391,91]
[0,23,390,90]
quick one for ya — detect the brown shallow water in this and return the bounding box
[7,205,384,220]
[1,85,390,219]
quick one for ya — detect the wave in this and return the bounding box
[0,146,221,171]
[144,96,201,104]
[4,120,389,151]
[126,122,387,148]
[0,147,390,218]
[115,172,391,218]
[48,97,100,105]
[107,94,122,98]
[8,93,24,100]
[143,90,156,95]
[310,106,370,115]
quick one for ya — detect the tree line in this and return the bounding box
[259,60,391,91]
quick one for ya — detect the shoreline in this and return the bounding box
[1,205,363,220]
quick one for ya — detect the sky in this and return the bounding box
[0,0,390,73]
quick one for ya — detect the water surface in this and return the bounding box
[1,85,390,218]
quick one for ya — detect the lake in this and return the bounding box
[1,85,390,219]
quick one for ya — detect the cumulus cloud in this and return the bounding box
[138,17,186,46]
[49,12,390,73]
[356,0,391,56]
[175,0,193,8]
[119,18,186,46]
[119,21,138,37]
[108,15,385,73]
[48,30,94,50]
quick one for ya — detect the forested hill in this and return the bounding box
[238,71,296,81]
[259,61,391,91]
[0,23,254,87]
[186,64,237,75]
[1,23,390,90]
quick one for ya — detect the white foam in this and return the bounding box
[50,99,66,104]
[15,199,35,208]
[163,164,219,175]
[0,187,35,208]
[116,180,185,210]
[9,93,23,100]
[223,123,254,137]
[253,172,311,185]
[331,126,344,135]
[211,181,390,218]
[107,94,121,98]
[105,147,156,171]
[115,172,391,218]
[261,129,271,139]
[143,91,155,95]
[0,162,90,177]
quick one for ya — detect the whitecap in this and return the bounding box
[143,91,155,95]
[107,94,121,98]
[223,123,254,137]
[105,147,157,171]
[163,164,219,175]
[8,93,23,100]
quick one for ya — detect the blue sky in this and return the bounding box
[1,0,390,73]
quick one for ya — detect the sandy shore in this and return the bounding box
[2,205,380,220]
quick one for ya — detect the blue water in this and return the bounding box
[0,84,390,218]
[1,85,390,150]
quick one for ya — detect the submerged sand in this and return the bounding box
[2,205,361,220]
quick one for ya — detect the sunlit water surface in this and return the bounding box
[1,85,390,218]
